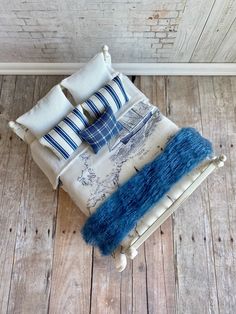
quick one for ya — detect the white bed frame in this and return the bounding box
[9,45,226,272]
[100,46,227,271]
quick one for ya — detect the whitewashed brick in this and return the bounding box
[42,48,57,54]
[23,18,39,25]
[145,19,158,26]
[163,43,173,48]
[14,11,33,19]
[8,3,58,11]
[0,32,9,38]
[145,10,179,20]
[143,32,156,38]
[151,43,162,49]
[0,0,186,62]
[176,3,186,11]
[128,25,151,32]
[30,32,44,38]
[0,17,25,25]
[151,25,167,32]
[158,19,170,26]
[168,33,177,38]
[132,32,144,37]
[22,25,62,32]
[155,32,167,38]
[34,43,46,49]
[7,32,31,38]
[0,25,22,31]
[30,11,59,19]
[161,38,175,43]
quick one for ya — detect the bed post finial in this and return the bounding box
[8,121,25,140]
[102,45,111,65]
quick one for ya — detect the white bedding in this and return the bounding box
[29,74,183,251]
[60,108,179,216]
[9,50,219,267]
[28,73,213,258]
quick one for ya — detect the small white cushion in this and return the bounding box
[16,84,74,138]
[60,53,112,104]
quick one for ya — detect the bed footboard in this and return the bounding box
[113,154,226,272]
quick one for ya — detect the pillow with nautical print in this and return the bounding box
[81,74,130,119]
[39,106,89,160]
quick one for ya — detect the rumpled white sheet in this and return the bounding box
[60,112,178,216]
[30,74,203,268]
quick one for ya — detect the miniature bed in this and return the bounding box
[9,46,226,272]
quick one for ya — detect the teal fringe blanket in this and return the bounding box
[81,127,213,255]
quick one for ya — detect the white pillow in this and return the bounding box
[16,84,74,138]
[60,53,112,104]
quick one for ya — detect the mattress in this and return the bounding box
[29,74,212,258]
[60,103,179,216]
[8,48,223,272]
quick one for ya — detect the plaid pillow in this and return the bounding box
[79,106,122,154]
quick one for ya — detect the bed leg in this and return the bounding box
[215,154,227,168]
[125,247,138,260]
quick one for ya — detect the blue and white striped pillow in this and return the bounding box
[82,74,130,119]
[39,106,89,159]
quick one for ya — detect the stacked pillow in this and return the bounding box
[39,74,129,158]
[13,52,130,159]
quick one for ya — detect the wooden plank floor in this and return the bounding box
[0,76,235,314]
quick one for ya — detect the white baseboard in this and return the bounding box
[0,62,235,76]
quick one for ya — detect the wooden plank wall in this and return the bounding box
[0,75,235,313]
[172,0,236,62]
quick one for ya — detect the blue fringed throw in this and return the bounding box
[82,127,213,255]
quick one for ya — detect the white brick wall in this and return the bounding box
[0,0,234,63]
[0,0,186,62]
